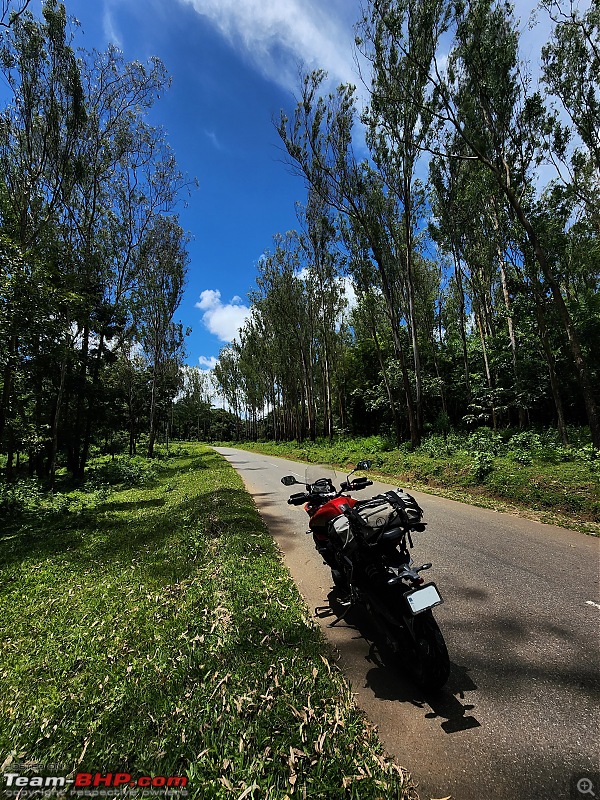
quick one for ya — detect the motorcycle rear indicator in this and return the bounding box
[404,583,443,614]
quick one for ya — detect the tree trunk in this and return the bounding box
[403,179,423,436]
[370,314,403,446]
[48,352,68,489]
[476,308,497,430]
[452,251,471,399]
[498,255,526,427]
[147,369,158,458]
[532,285,569,446]
[321,333,334,441]
[371,243,420,446]
[79,329,107,477]
[490,199,526,428]
[72,323,90,480]
[300,346,316,441]
[0,332,17,468]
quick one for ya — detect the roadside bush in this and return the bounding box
[87,455,157,488]
[467,429,505,456]
[510,450,533,466]
[378,431,397,451]
[507,431,542,452]
[472,451,494,482]
[0,480,92,521]
[0,479,43,518]
[359,435,387,454]
[420,434,454,458]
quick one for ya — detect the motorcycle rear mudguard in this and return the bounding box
[359,579,437,648]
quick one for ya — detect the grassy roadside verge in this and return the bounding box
[0,445,416,799]
[216,437,600,535]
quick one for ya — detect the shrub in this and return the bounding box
[472,451,494,482]
[467,429,505,456]
[575,444,600,471]
[509,451,533,466]
[420,434,454,458]
[87,456,157,488]
[507,431,541,452]
[0,479,43,518]
[0,480,78,521]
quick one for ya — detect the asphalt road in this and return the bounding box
[214,447,600,800]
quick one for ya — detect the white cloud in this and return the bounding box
[177,0,361,92]
[199,355,218,370]
[195,289,251,342]
[102,1,123,49]
[204,129,227,152]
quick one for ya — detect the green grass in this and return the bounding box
[0,445,417,799]
[216,434,600,535]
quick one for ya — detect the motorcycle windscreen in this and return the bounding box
[404,583,443,614]
[304,463,338,488]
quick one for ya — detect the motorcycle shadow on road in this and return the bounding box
[318,589,481,735]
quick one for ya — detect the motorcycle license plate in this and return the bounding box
[405,583,443,615]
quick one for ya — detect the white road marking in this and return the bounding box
[585,600,600,610]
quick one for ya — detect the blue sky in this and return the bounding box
[46,0,363,372]
[23,0,559,372]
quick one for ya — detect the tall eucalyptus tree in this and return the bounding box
[298,192,347,439]
[278,72,421,445]
[250,232,311,440]
[134,214,188,458]
[358,0,448,435]
[367,0,600,445]
[65,47,186,477]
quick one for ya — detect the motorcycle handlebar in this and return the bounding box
[340,479,373,491]
[287,479,374,505]
[288,493,308,505]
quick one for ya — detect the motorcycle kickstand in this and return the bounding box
[327,608,350,627]
[326,593,356,627]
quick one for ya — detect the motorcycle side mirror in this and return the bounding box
[356,460,372,470]
[281,475,299,486]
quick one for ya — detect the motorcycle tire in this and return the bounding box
[408,611,450,691]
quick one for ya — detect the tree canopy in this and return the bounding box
[1,0,598,481]
[213,0,599,449]
[0,1,192,481]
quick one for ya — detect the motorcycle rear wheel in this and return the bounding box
[407,612,450,691]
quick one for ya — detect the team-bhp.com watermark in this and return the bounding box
[2,769,188,796]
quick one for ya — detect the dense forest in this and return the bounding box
[212,0,600,449]
[0,0,598,488]
[0,0,195,482]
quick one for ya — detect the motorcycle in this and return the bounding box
[281,461,450,690]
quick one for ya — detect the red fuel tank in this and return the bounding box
[309,495,357,532]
